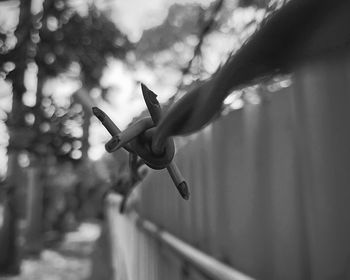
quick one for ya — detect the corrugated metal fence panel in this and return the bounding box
[107,53,350,279]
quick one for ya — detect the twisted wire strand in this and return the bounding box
[153,0,340,148]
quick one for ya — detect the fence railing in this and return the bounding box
[107,194,254,280]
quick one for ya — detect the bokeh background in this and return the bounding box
[0,0,287,279]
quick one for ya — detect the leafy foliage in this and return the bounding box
[136,4,203,62]
[36,1,131,87]
[2,0,132,163]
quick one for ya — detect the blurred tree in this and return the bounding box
[32,0,131,161]
[135,0,287,95]
[0,0,131,273]
[135,3,203,65]
[0,0,33,274]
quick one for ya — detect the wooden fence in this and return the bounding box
[106,53,350,280]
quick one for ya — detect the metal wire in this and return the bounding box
[153,0,339,148]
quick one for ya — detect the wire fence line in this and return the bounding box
[153,0,340,147]
[93,0,344,209]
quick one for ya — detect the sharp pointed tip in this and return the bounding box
[141,84,151,98]
[141,83,157,96]
[141,83,159,107]
[140,83,148,92]
[92,107,105,121]
[177,181,190,200]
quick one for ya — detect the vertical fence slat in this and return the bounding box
[268,90,306,279]
[294,53,350,280]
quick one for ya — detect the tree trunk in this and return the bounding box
[0,0,32,275]
[24,166,44,256]
[23,69,46,255]
[0,92,24,275]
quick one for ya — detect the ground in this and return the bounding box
[1,223,100,280]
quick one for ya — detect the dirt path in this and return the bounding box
[1,223,100,280]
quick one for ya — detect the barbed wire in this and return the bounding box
[94,0,342,206]
[153,0,339,148]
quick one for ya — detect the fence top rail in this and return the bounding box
[107,194,255,280]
